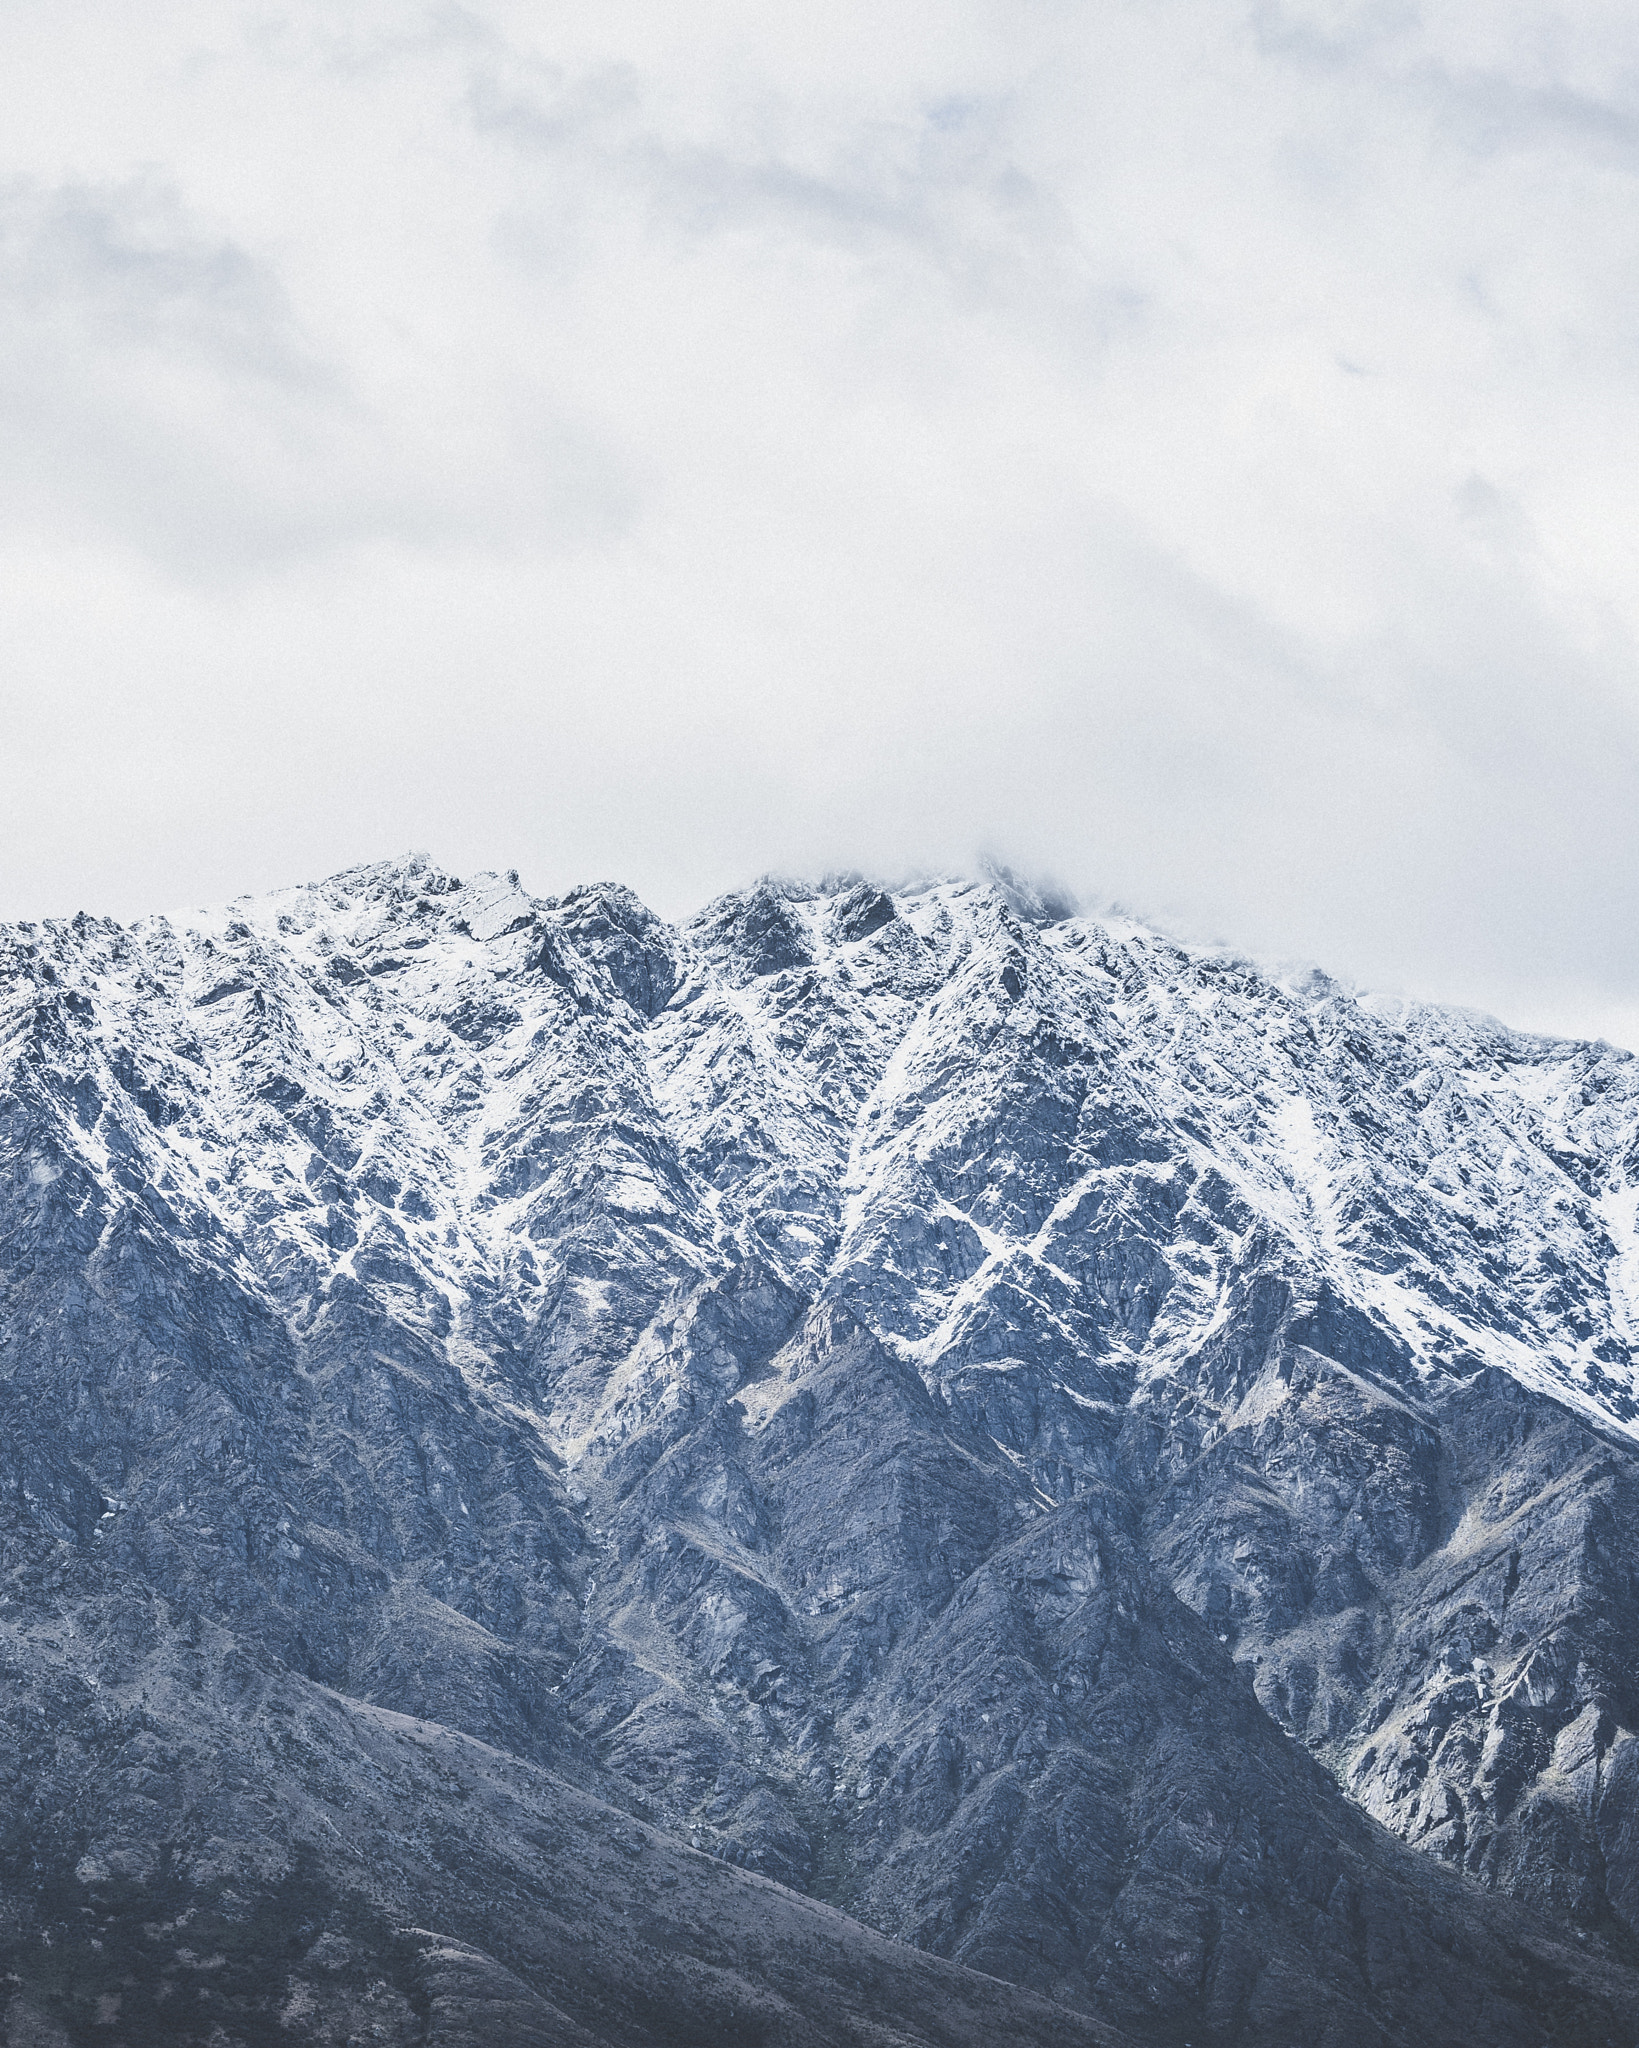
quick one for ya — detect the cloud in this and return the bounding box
[467,48,1073,282]
[0,164,633,572]
[0,174,339,566]
[0,174,309,372]
[1,0,1638,1042]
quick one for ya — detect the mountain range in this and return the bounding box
[4,855,1639,2045]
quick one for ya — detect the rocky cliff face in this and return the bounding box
[5,856,1639,2045]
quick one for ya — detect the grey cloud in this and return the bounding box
[0,173,636,574]
[244,1,503,83]
[1253,4,1639,168]
[1249,3,1448,68]
[1404,67,1639,167]
[464,56,643,154]
[0,176,319,381]
[465,47,1114,328]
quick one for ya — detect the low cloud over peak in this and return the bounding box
[2,0,1637,1046]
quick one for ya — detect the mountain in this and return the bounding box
[4,854,1639,2045]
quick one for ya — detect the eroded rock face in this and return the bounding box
[3,855,1639,2044]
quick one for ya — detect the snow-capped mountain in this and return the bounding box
[4,855,1639,2046]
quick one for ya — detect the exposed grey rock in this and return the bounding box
[829,884,898,944]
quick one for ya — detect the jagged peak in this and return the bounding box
[975,856,1079,925]
[688,878,815,984]
[551,880,668,932]
[307,850,464,902]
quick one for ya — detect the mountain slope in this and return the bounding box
[4,856,1639,2044]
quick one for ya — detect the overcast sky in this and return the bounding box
[3,1,1638,1043]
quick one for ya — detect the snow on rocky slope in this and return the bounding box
[17,858,1633,1446]
[4,854,1639,2045]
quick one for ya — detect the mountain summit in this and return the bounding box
[4,858,1639,2045]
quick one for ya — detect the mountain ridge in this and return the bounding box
[4,852,1639,2043]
